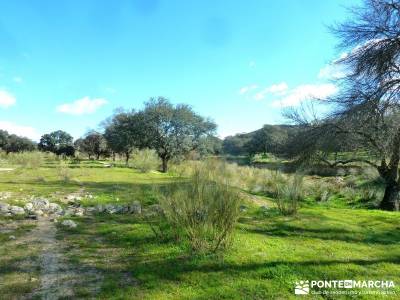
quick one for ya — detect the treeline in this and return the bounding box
[5,98,219,173]
[222,125,299,157]
[0,130,36,153]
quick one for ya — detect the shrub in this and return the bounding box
[158,165,241,254]
[130,149,160,173]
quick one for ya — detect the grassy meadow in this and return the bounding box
[0,154,399,299]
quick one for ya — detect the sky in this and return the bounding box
[0,0,360,141]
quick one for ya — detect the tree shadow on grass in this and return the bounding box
[57,212,400,298]
[243,221,400,245]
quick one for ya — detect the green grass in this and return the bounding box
[0,159,399,299]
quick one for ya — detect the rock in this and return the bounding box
[115,205,124,213]
[26,214,38,220]
[24,203,34,212]
[33,210,44,216]
[10,206,25,215]
[9,235,16,240]
[86,207,95,213]
[0,202,10,214]
[260,205,268,210]
[95,204,105,213]
[74,208,85,217]
[61,220,77,228]
[105,204,117,214]
[32,199,50,211]
[48,203,62,214]
[129,201,142,214]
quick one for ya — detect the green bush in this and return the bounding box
[130,149,160,173]
[158,165,241,254]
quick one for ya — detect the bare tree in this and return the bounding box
[288,0,400,211]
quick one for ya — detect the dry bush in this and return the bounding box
[273,174,304,215]
[158,163,241,254]
[57,161,72,182]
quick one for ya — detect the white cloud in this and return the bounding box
[56,96,108,115]
[272,83,337,107]
[254,82,288,101]
[239,84,258,95]
[13,76,23,83]
[0,121,40,141]
[0,90,16,108]
[318,64,346,80]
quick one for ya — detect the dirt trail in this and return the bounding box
[30,218,76,299]
[29,218,102,300]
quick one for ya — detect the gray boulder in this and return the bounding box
[61,220,77,228]
[0,202,10,214]
[24,203,34,212]
[95,204,105,213]
[32,199,50,211]
[10,206,25,215]
[48,203,63,214]
[129,201,142,214]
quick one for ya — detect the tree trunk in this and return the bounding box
[378,127,400,211]
[161,157,168,173]
[125,152,130,166]
[380,182,399,211]
[112,152,116,162]
[96,153,100,160]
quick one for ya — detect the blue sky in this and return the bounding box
[0,0,358,140]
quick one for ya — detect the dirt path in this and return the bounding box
[30,218,76,299]
[30,218,102,299]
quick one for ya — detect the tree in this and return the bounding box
[103,110,145,165]
[3,134,36,153]
[142,97,216,172]
[76,131,107,160]
[245,125,293,156]
[0,130,9,150]
[222,134,252,156]
[197,136,223,157]
[288,0,400,211]
[38,130,74,156]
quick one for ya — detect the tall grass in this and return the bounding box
[6,151,45,169]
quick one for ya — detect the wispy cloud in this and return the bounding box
[254,82,288,100]
[318,64,345,80]
[0,90,16,108]
[0,121,40,140]
[272,83,337,107]
[56,96,108,115]
[239,84,258,95]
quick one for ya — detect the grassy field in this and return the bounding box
[1,158,399,299]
